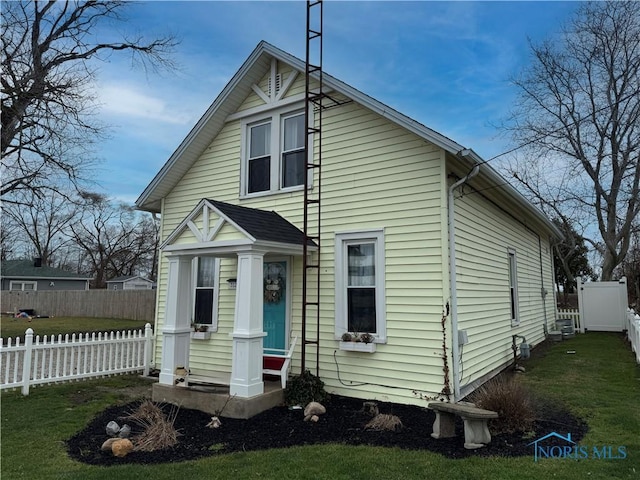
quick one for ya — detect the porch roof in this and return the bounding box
[207,200,315,247]
[161,199,316,256]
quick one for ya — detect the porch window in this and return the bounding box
[508,248,519,326]
[193,257,220,330]
[335,230,386,341]
[242,108,309,196]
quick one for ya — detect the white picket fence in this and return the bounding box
[0,324,153,395]
[556,308,581,331]
[627,309,640,364]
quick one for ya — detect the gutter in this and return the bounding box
[448,153,480,401]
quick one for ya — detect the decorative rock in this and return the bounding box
[363,401,379,417]
[304,402,326,417]
[206,416,222,428]
[106,421,120,437]
[101,438,118,452]
[111,438,134,457]
[310,415,319,423]
[118,424,131,438]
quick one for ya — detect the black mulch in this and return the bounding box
[66,394,587,465]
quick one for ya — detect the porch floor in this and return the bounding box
[151,378,284,419]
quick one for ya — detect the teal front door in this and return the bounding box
[263,261,287,352]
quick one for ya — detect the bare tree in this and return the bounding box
[69,192,159,288]
[1,1,176,199]
[507,1,640,280]
[2,190,79,265]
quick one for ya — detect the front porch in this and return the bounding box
[152,378,284,419]
[156,199,315,417]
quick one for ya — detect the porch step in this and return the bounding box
[152,381,284,419]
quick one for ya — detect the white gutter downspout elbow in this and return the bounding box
[448,161,480,401]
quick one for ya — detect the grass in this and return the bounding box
[1,332,639,479]
[0,316,150,343]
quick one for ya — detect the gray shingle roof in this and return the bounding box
[1,260,91,279]
[208,200,316,247]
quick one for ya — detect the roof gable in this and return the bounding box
[135,41,465,214]
[162,199,314,250]
[136,40,561,239]
[107,275,153,284]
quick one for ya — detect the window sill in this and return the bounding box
[240,185,309,200]
[338,341,376,353]
[191,332,211,340]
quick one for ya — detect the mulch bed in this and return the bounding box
[66,394,587,465]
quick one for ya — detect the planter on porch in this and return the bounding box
[191,331,211,340]
[338,341,376,353]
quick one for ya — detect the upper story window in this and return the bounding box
[242,107,309,197]
[282,113,305,188]
[248,121,271,194]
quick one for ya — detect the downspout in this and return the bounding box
[448,158,480,401]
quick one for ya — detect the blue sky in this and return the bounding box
[92,1,581,204]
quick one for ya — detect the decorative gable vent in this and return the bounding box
[268,73,282,96]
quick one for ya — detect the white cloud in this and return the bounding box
[99,84,192,125]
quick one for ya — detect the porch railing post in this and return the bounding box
[143,323,152,376]
[21,328,34,396]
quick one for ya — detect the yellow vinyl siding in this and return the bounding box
[314,99,448,404]
[155,89,450,405]
[153,59,555,406]
[453,186,555,390]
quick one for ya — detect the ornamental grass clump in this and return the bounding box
[365,413,403,432]
[469,375,535,434]
[121,400,181,452]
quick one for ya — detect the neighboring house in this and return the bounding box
[135,41,561,410]
[1,259,91,291]
[106,275,155,290]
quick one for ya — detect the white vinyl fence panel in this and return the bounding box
[0,324,153,395]
[627,309,640,364]
[556,308,581,331]
[577,277,629,332]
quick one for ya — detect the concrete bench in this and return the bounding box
[428,402,498,449]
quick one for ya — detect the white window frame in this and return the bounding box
[9,281,37,291]
[508,248,520,326]
[191,257,221,332]
[334,229,386,343]
[239,102,313,198]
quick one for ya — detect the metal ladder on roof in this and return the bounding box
[301,0,323,375]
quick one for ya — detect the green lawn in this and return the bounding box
[1,332,638,479]
[0,316,150,343]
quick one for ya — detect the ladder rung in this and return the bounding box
[304,339,319,345]
[305,264,319,269]
[305,301,319,306]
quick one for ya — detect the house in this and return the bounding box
[106,275,155,290]
[1,259,90,291]
[136,41,561,414]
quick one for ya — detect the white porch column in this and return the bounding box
[159,255,193,386]
[230,251,266,398]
